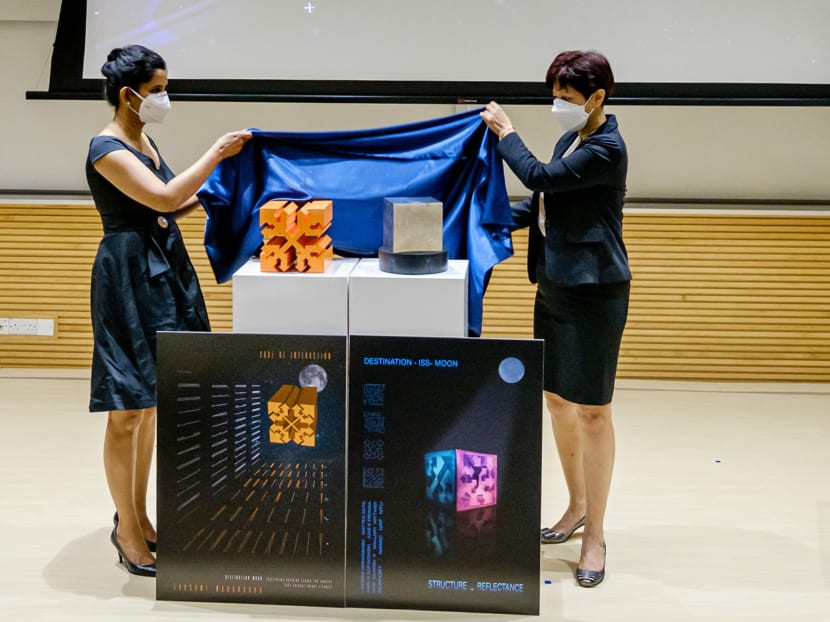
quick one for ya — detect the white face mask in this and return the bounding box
[551,98,592,133]
[129,88,171,124]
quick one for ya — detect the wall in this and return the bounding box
[2,8,829,381]
[2,8,830,200]
[3,200,829,382]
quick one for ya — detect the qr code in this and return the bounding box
[362,467,385,489]
[363,411,386,434]
[363,383,385,407]
[363,439,384,461]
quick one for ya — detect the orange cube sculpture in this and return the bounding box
[259,200,334,272]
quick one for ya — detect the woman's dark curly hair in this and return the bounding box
[100,44,166,107]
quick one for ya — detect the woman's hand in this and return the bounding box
[480,101,516,140]
[213,130,253,160]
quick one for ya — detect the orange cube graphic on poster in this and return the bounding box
[267,384,319,447]
[259,199,334,272]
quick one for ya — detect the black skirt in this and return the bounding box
[89,220,210,412]
[533,279,629,405]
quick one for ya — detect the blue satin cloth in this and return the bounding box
[198,108,514,335]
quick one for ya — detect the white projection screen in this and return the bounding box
[40,0,830,104]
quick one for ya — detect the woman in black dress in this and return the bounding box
[481,50,630,588]
[86,45,251,576]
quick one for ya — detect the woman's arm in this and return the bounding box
[498,132,622,194]
[511,196,535,231]
[93,130,251,213]
[482,100,623,194]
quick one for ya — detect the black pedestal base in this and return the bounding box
[378,247,448,274]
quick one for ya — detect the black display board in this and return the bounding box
[156,332,542,615]
[347,336,543,615]
[156,333,348,606]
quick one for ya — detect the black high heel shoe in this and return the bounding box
[540,515,585,544]
[113,512,157,553]
[576,542,606,588]
[110,527,156,577]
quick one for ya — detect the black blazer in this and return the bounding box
[497,114,631,286]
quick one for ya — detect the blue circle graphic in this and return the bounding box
[498,357,525,384]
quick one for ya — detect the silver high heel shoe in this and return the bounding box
[540,515,585,544]
[576,542,606,588]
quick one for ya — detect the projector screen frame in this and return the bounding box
[27,0,830,106]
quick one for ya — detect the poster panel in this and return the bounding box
[156,332,347,607]
[346,336,543,615]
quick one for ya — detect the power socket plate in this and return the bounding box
[0,317,53,336]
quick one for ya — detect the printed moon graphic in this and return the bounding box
[298,364,328,392]
[498,357,525,384]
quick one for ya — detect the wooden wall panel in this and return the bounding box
[0,203,232,368]
[2,203,829,382]
[482,212,830,382]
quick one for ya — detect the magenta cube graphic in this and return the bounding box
[425,449,497,511]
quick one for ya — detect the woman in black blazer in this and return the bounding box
[481,50,630,588]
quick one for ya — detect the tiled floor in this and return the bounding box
[1,369,828,621]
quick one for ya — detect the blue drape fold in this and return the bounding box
[198,108,514,335]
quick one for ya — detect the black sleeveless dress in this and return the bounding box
[86,135,210,412]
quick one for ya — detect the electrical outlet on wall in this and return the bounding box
[20,319,39,334]
[8,318,38,335]
[1,317,54,336]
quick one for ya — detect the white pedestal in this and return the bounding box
[348,259,468,337]
[232,258,357,335]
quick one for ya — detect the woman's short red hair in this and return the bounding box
[545,50,614,105]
